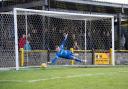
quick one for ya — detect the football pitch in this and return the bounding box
[0,66,128,89]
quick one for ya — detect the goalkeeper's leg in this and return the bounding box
[70,56,81,62]
[70,56,86,63]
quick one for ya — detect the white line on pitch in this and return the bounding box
[0,71,127,83]
[0,73,105,83]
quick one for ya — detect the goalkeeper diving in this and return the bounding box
[50,33,85,64]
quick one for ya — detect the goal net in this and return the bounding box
[0,8,115,70]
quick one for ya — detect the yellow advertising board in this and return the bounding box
[94,53,110,65]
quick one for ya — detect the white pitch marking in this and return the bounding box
[0,73,105,83]
[0,71,127,83]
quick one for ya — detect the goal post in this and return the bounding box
[13,8,115,70]
[13,9,19,70]
[112,17,115,66]
[0,8,115,70]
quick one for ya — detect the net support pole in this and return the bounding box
[25,13,29,66]
[112,17,115,66]
[84,19,87,62]
[13,8,19,70]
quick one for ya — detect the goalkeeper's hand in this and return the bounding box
[64,33,68,38]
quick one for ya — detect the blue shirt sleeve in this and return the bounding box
[51,55,59,64]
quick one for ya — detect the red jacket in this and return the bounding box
[19,37,26,49]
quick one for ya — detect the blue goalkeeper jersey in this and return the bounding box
[51,35,82,64]
[56,49,73,59]
[56,35,73,59]
[51,35,74,64]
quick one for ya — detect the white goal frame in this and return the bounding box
[13,8,115,70]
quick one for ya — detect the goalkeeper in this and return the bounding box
[51,33,84,64]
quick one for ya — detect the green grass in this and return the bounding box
[0,66,128,89]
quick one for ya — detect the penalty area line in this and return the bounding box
[0,73,105,83]
[0,70,127,83]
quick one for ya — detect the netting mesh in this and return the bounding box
[86,19,112,50]
[0,9,115,69]
[15,9,113,66]
[0,14,15,68]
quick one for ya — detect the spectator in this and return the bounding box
[72,34,80,50]
[120,34,125,50]
[24,40,32,51]
[19,34,26,49]
[73,41,80,50]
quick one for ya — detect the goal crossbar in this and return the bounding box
[13,8,115,70]
[13,8,114,20]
